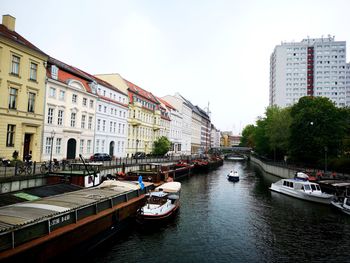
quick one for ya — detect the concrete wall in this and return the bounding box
[0,176,46,194]
[250,156,298,179]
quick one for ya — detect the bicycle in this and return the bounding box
[40,160,60,173]
[17,160,33,175]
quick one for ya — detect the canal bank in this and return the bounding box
[250,155,299,179]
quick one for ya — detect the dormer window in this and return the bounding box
[51,65,58,80]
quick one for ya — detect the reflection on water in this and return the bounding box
[88,161,350,263]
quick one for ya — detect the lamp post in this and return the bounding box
[324,146,328,174]
[135,139,139,162]
[49,130,55,172]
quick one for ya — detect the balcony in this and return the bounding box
[153,123,161,131]
[130,117,141,126]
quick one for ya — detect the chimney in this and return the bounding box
[2,15,16,31]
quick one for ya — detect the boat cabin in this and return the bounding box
[282,179,322,193]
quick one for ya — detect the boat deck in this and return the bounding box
[0,181,153,253]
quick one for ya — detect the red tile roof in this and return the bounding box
[157,97,176,110]
[0,24,47,56]
[123,79,159,104]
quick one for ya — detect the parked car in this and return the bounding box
[90,153,112,161]
[133,152,146,159]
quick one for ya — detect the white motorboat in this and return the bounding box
[331,198,350,215]
[139,182,181,222]
[330,183,350,215]
[269,178,333,204]
[227,171,239,182]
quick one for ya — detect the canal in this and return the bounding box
[87,161,350,263]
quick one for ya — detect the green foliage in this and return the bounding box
[152,136,171,156]
[288,96,348,164]
[240,124,256,147]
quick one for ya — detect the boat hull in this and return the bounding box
[331,201,350,215]
[139,204,179,223]
[270,184,333,204]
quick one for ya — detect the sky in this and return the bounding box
[2,0,350,134]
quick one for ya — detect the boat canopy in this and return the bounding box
[99,180,141,190]
[155,182,181,193]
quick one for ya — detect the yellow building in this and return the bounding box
[95,73,161,156]
[0,15,48,161]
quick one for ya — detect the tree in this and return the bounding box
[240,124,256,148]
[265,106,291,160]
[288,96,348,165]
[152,136,171,156]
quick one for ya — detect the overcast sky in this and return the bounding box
[2,0,350,134]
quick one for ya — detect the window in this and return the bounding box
[27,92,35,112]
[113,122,116,133]
[58,110,63,125]
[30,62,37,81]
[59,90,65,100]
[11,55,20,75]
[104,106,107,113]
[72,94,77,103]
[102,120,106,131]
[118,123,121,133]
[80,139,84,154]
[81,115,86,128]
[51,65,58,80]
[6,124,15,147]
[45,137,53,154]
[89,100,94,108]
[8,88,17,109]
[97,119,101,131]
[110,121,113,132]
[88,116,93,129]
[70,112,76,127]
[49,87,56,97]
[87,140,91,153]
[101,140,105,151]
[83,98,87,106]
[98,105,102,111]
[48,108,54,124]
[56,138,62,154]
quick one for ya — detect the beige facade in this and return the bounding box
[0,15,48,161]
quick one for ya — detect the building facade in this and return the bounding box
[91,77,128,158]
[158,97,183,155]
[0,15,48,161]
[42,57,97,161]
[210,124,221,148]
[162,94,192,155]
[270,36,348,108]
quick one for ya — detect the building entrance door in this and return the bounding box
[109,141,115,156]
[67,138,76,159]
[23,134,31,160]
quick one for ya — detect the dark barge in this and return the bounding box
[0,180,153,262]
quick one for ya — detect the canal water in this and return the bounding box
[87,161,350,263]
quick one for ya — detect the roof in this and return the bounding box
[157,97,176,110]
[123,79,160,104]
[48,57,93,82]
[0,24,47,57]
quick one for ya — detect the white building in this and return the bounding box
[270,36,348,107]
[210,124,221,148]
[42,57,97,161]
[158,97,183,155]
[162,93,192,155]
[93,77,128,158]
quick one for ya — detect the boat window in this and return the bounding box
[304,185,311,191]
[283,181,287,186]
[290,182,293,188]
[316,185,321,191]
[311,185,317,191]
[346,199,350,206]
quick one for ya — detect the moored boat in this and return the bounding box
[269,178,333,204]
[227,171,239,182]
[138,181,181,222]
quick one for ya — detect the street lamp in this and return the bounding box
[324,146,328,174]
[49,130,55,172]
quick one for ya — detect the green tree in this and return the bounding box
[240,124,256,147]
[288,96,348,165]
[265,106,291,160]
[152,136,171,156]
